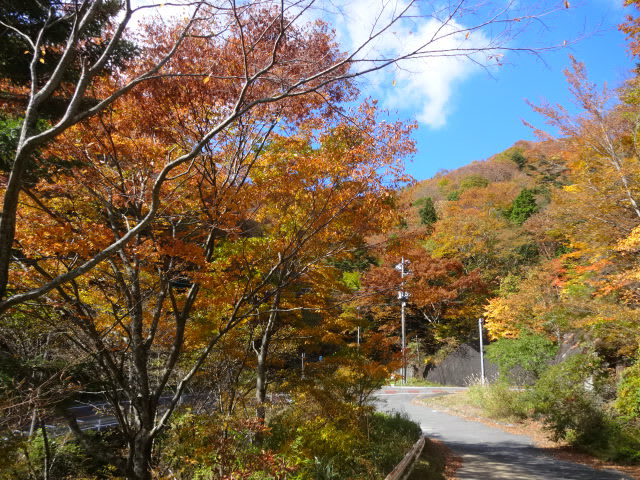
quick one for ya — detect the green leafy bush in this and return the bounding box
[616,354,640,423]
[268,404,420,479]
[528,354,611,449]
[459,175,489,191]
[519,352,640,462]
[0,431,104,480]
[467,380,530,420]
[486,331,557,384]
[510,150,527,169]
[365,412,422,473]
[446,190,460,201]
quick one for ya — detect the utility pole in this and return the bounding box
[478,318,486,385]
[357,326,360,348]
[395,257,411,384]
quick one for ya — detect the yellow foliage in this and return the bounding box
[617,225,640,252]
[484,296,521,339]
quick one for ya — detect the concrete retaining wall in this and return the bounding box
[425,343,499,386]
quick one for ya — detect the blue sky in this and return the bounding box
[373,1,633,180]
[146,0,633,181]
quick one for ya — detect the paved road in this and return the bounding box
[48,394,205,434]
[374,387,631,480]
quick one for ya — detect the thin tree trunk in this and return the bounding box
[255,346,268,421]
[255,292,280,424]
[28,408,38,437]
[40,417,51,480]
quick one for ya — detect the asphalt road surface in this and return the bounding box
[374,386,631,480]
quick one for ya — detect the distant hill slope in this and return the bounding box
[402,139,567,228]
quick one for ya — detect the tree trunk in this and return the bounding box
[128,430,154,480]
[40,417,51,480]
[256,345,268,422]
[0,147,34,300]
[254,293,280,446]
[28,408,37,437]
[255,294,279,422]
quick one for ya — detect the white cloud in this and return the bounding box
[301,0,491,128]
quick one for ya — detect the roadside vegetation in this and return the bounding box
[422,345,640,463]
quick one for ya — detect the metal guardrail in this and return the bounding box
[384,435,425,480]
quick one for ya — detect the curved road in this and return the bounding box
[375,387,631,480]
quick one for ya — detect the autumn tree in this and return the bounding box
[480,50,640,365]
[0,0,572,314]
[429,180,538,277]
[178,104,413,424]
[4,82,412,478]
[360,245,485,359]
[621,0,640,58]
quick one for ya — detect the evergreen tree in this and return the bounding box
[510,150,527,170]
[419,197,438,225]
[507,188,538,224]
[0,0,136,89]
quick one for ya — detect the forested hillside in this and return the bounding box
[394,59,640,362]
[356,29,640,460]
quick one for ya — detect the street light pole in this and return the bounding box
[478,318,486,385]
[396,257,410,385]
[401,291,406,384]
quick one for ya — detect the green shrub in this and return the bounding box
[0,430,104,480]
[365,411,422,473]
[528,353,610,449]
[606,424,640,463]
[616,354,640,423]
[467,381,530,420]
[459,175,489,191]
[522,352,640,463]
[446,190,460,201]
[268,406,420,479]
[510,150,527,169]
[312,457,339,480]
